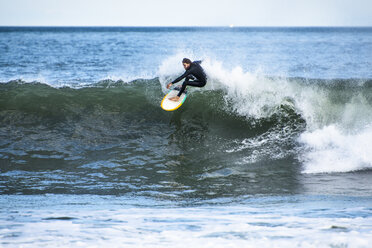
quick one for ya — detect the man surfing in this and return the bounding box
[166,58,207,101]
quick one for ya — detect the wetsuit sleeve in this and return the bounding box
[171,70,191,84]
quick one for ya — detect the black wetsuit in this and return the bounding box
[171,61,207,96]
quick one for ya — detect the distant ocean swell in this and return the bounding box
[1,72,372,174]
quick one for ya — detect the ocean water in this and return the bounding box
[0,26,372,247]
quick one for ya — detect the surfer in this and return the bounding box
[166,58,207,101]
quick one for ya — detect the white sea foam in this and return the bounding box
[2,198,371,248]
[299,125,372,173]
[297,89,372,173]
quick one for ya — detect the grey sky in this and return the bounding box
[0,0,371,26]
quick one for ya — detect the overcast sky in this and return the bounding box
[0,0,371,26]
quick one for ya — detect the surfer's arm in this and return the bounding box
[171,71,191,84]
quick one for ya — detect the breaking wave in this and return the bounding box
[1,58,372,174]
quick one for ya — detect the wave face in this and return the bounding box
[2,72,372,174]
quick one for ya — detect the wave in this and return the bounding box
[0,78,303,174]
[1,66,372,174]
[168,58,372,174]
[158,56,372,173]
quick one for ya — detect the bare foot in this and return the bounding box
[169,96,180,101]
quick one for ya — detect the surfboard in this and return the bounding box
[161,87,187,111]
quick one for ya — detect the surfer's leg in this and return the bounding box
[177,78,206,97]
[177,77,190,97]
[186,80,206,88]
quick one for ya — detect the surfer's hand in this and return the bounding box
[166,83,172,89]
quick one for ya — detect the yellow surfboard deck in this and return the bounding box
[161,89,187,111]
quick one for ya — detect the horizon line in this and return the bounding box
[1,25,372,28]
